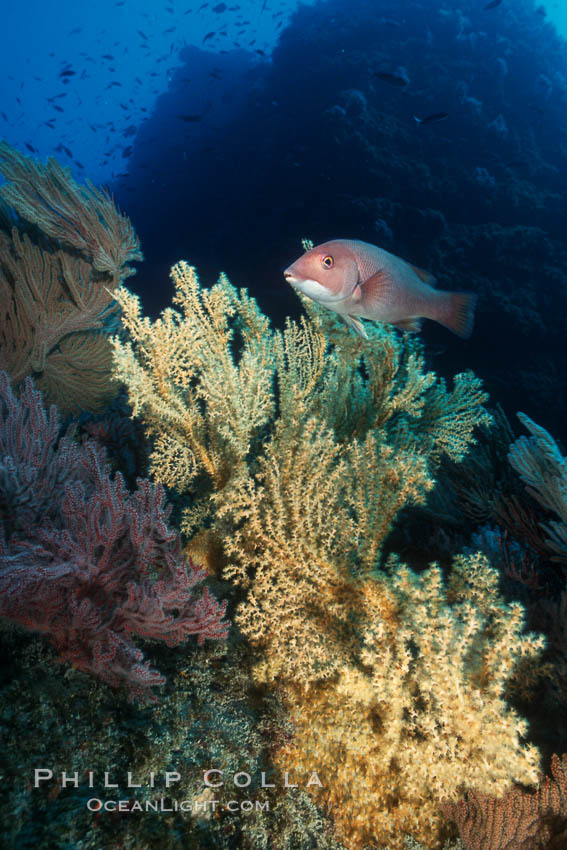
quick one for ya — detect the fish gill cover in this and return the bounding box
[1,0,567,849]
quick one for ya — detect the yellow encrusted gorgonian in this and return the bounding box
[109,260,543,849]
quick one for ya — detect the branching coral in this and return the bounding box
[219,416,433,684]
[0,142,142,412]
[276,553,544,849]
[111,261,537,848]
[0,370,228,701]
[111,262,275,535]
[111,261,489,552]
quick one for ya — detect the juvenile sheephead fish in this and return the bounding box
[284,239,477,339]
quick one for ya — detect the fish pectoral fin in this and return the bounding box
[359,268,393,300]
[350,283,363,302]
[392,318,423,333]
[343,314,369,339]
[409,264,437,287]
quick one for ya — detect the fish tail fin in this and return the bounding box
[436,291,477,338]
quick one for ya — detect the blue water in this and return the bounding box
[3,0,567,435]
[3,3,567,848]
[2,0,301,186]
[4,0,564,186]
[545,0,567,37]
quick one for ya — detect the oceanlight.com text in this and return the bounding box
[86,797,270,813]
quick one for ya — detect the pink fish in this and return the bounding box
[284,239,476,339]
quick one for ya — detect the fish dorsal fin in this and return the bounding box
[409,264,437,287]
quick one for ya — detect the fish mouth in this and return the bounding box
[284,271,312,291]
[284,272,351,304]
[283,272,319,295]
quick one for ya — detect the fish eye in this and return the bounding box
[321,255,334,269]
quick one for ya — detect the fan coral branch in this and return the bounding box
[0,371,228,701]
[509,412,567,563]
[0,141,141,282]
[441,753,567,850]
[0,142,142,412]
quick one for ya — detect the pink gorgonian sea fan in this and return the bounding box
[0,370,229,701]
